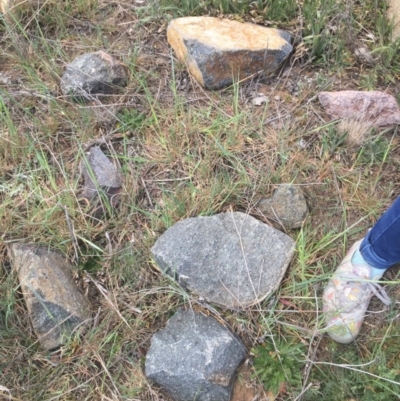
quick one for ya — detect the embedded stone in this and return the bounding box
[145,309,246,401]
[60,51,128,100]
[167,17,292,90]
[319,91,400,127]
[80,146,122,218]
[257,185,308,229]
[10,243,92,350]
[151,212,295,308]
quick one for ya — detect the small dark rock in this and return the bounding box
[60,51,128,100]
[257,185,308,229]
[145,309,246,401]
[10,243,92,350]
[81,146,122,217]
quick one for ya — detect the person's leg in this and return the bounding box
[360,196,400,269]
[323,198,400,344]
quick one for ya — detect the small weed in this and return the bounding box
[320,125,348,159]
[355,136,390,166]
[359,71,378,90]
[252,336,305,396]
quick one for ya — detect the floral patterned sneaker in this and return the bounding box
[322,239,391,344]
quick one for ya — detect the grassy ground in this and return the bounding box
[1,0,400,400]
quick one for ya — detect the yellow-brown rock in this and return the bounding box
[167,17,292,90]
[0,0,43,15]
[387,0,400,40]
[11,243,92,350]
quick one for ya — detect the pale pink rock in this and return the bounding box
[318,91,400,127]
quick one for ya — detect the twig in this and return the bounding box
[307,359,400,386]
[293,383,313,401]
[141,177,153,207]
[60,205,79,263]
[296,287,322,401]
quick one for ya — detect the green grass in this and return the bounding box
[1,0,400,400]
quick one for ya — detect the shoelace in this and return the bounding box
[367,281,391,306]
[337,271,391,307]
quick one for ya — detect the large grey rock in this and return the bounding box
[10,243,92,350]
[151,212,295,308]
[145,309,246,401]
[167,17,292,90]
[257,185,308,229]
[319,91,400,127]
[60,51,128,100]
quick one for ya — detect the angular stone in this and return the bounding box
[81,146,121,200]
[11,243,91,350]
[319,91,400,127]
[80,146,122,218]
[167,17,292,90]
[60,51,128,100]
[257,185,308,229]
[151,212,295,308]
[145,309,246,401]
[387,0,400,40]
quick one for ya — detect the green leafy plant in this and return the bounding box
[252,336,305,396]
[320,125,348,159]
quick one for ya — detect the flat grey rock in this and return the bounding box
[257,185,308,229]
[151,212,295,308]
[145,309,246,401]
[60,51,128,100]
[10,243,92,350]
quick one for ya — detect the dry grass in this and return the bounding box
[1,0,400,400]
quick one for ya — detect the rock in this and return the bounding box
[252,95,269,106]
[80,146,122,217]
[319,91,400,127]
[10,243,91,350]
[387,0,400,40]
[257,185,308,229]
[145,309,246,401]
[151,212,295,308]
[0,0,39,15]
[60,51,128,100]
[167,17,292,90]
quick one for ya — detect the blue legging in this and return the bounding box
[360,196,400,269]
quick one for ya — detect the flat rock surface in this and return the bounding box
[145,309,246,401]
[167,17,292,90]
[257,185,308,229]
[319,91,400,127]
[151,212,295,308]
[11,243,92,350]
[60,51,128,99]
